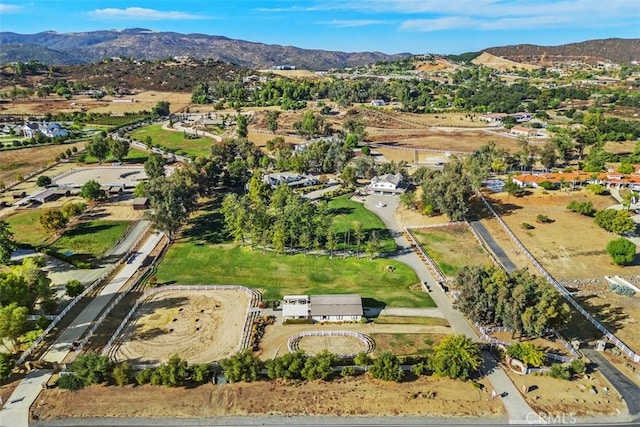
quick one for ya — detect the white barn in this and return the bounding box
[282,294,363,322]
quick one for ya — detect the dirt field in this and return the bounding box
[0,91,192,115]
[0,142,85,187]
[113,290,248,364]
[298,335,368,356]
[256,321,453,360]
[505,370,626,417]
[472,52,540,71]
[490,331,573,356]
[35,375,504,419]
[481,189,635,280]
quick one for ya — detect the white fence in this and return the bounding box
[476,190,640,363]
[15,223,151,366]
[101,285,262,360]
[287,330,375,356]
[403,228,447,284]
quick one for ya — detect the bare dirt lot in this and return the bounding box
[298,335,368,356]
[256,321,453,360]
[0,143,85,187]
[35,375,503,419]
[505,370,626,417]
[113,290,248,364]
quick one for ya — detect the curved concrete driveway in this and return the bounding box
[363,195,536,424]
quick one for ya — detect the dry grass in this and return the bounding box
[472,52,540,71]
[35,375,504,419]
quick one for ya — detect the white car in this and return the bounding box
[376,201,386,208]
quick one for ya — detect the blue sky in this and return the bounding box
[0,1,638,54]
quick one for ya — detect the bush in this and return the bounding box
[521,222,534,230]
[411,362,428,376]
[341,366,356,377]
[549,363,571,380]
[567,200,596,216]
[586,183,607,195]
[36,175,52,188]
[538,181,557,190]
[595,209,636,235]
[369,352,403,382]
[56,374,84,391]
[135,368,154,385]
[353,351,372,367]
[191,364,212,383]
[606,238,637,266]
[65,280,85,298]
[282,318,314,325]
[112,362,133,386]
[536,214,553,223]
[569,359,586,376]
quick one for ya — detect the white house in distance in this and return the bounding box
[22,122,70,138]
[282,294,363,322]
[262,172,319,189]
[367,173,406,195]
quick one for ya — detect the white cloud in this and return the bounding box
[0,3,23,13]
[87,7,205,20]
[323,19,389,28]
[401,15,571,31]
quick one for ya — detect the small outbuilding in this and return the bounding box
[132,197,149,210]
[310,294,363,322]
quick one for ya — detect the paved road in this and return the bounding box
[0,230,164,427]
[469,220,518,273]
[582,349,640,418]
[363,195,536,424]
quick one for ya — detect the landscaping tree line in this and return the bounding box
[58,334,483,391]
[455,266,571,339]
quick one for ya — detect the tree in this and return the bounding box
[61,202,86,219]
[152,101,171,117]
[56,374,84,391]
[399,191,416,210]
[549,363,571,380]
[267,110,280,133]
[68,352,113,385]
[430,334,481,380]
[353,221,364,258]
[0,303,28,351]
[354,351,371,367]
[191,364,212,383]
[109,138,130,162]
[87,135,110,163]
[144,153,166,180]
[506,342,545,368]
[36,175,52,188]
[360,146,371,156]
[369,352,403,382]
[340,165,357,186]
[293,110,326,139]
[145,174,198,240]
[301,350,337,381]
[65,279,85,298]
[0,220,16,265]
[0,353,13,380]
[539,142,557,170]
[156,354,189,387]
[236,114,249,138]
[266,351,307,380]
[421,160,472,221]
[595,209,636,235]
[220,349,262,383]
[80,179,102,201]
[365,231,381,259]
[39,209,68,234]
[112,362,133,386]
[606,238,636,266]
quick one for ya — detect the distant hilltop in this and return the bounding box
[0,29,637,69]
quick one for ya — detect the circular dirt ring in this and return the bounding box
[288,331,374,357]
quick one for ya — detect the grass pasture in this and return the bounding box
[129,124,215,158]
[80,147,149,165]
[5,209,51,246]
[371,333,446,356]
[50,220,130,262]
[156,243,433,308]
[328,195,396,253]
[373,316,450,327]
[411,224,493,277]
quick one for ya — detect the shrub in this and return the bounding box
[369,352,403,382]
[538,181,556,190]
[411,362,428,376]
[190,364,212,383]
[595,209,636,235]
[606,238,637,266]
[65,280,85,298]
[548,363,571,380]
[521,222,534,230]
[536,214,553,223]
[112,362,133,386]
[56,374,84,391]
[567,200,596,216]
[569,359,586,376]
[354,351,372,367]
[136,368,154,385]
[341,366,356,377]
[586,183,607,195]
[36,175,52,188]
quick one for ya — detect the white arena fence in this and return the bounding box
[101,285,262,360]
[287,330,375,357]
[476,190,640,363]
[15,223,151,366]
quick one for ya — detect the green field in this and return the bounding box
[411,225,493,277]
[328,195,396,253]
[80,147,149,164]
[373,316,450,326]
[5,209,51,246]
[156,243,433,308]
[130,124,215,158]
[50,220,130,261]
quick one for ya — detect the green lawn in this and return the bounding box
[50,220,130,261]
[411,225,493,277]
[156,243,434,308]
[5,209,52,246]
[373,316,450,327]
[80,147,149,164]
[328,195,396,253]
[130,124,215,158]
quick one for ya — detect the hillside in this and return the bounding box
[471,52,540,71]
[0,29,411,70]
[485,38,640,65]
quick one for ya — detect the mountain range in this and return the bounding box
[1,29,638,70]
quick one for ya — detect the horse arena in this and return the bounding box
[112,289,249,364]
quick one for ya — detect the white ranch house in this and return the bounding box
[22,122,69,138]
[367,173,406,195]
[282,294,363,323]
